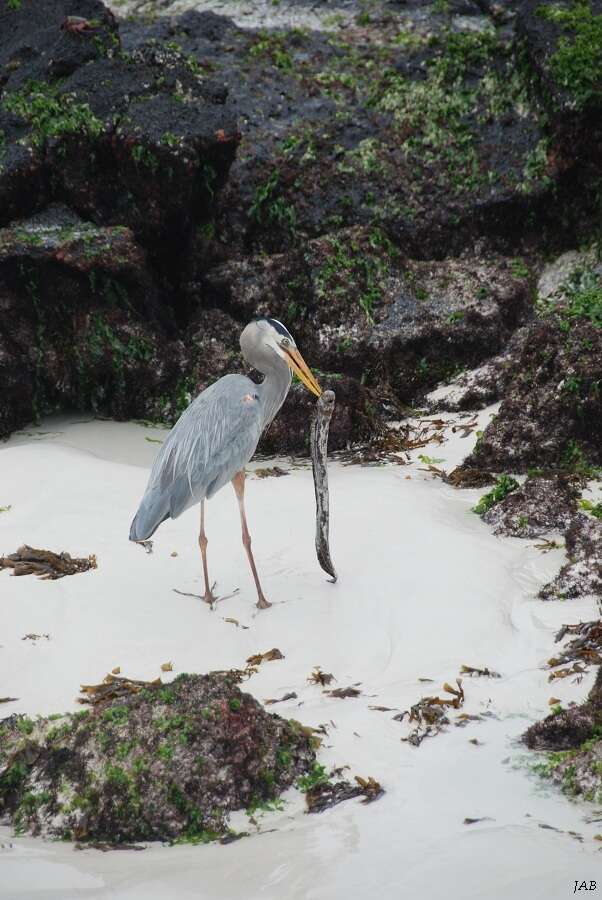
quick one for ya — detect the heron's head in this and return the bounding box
[240,318,322,397]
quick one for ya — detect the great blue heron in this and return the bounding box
[129,318,322,609]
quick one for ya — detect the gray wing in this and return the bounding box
[130,375,263,541]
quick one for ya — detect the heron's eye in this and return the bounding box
[281,337,291,348]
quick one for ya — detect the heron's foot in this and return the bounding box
[256,593,272,610]
[203,582,240,609]
[173,586,239,610]
[201,590,217,608]
[198,581,219,607]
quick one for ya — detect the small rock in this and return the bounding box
[482,474,579,538]
[539,514,602,601]
[0,673,316,843]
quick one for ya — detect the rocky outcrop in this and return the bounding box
[523,665,602,803]
[0,205,183,435]
[524,665,602,752]
[516,0,602,122]
[0,209,377,443]
[0,0,118,223]
[0,673,316,843]
[539,514,602,602]
[456,249,602,474]
[465,313,602,473]
[481,474,579,538]
[0,0,245,439]
[259,375,377,454]
[427,326,530,412]
[0,0,119,89]
[204,238,532,402]
[0,5,238,261]
[181,2,593,258]
[1,0,602,455]
[0,0,238,255]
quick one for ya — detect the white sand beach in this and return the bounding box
[1,410,600,899]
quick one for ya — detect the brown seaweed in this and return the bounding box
[545,620,602,686]
[325,687,361,699]
[78,673,162,706]
[0,545,97,579]
[264,692,298,705]
[307,667,336,686]
[396,679,465,746]
[460,664,501,678]
[306,775,383,813]
[246,648,285,666]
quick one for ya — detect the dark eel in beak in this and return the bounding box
[310,390,337,582]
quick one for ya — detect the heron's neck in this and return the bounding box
[258,357,292,429]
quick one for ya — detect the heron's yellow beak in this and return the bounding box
[284,347,322,397]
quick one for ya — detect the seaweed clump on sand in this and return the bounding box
[0,545,97,579]
[523,665,602,803]
[0,673,316,844]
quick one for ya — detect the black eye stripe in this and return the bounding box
[269,318,290,335]
[268,318,293,339]
[251,316,294,341]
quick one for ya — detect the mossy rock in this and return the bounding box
[516,0,602,116]
[524,666,602,803]
[0,673,316,843]
[466,262,602,473]
[0,6,238,248]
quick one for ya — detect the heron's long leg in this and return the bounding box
[232,471,271,610]
[198,501,217,606]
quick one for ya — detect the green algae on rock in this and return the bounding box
[1,0,602,457]
[539,513,602,600]
[0,673,316,843]
[465,262,602,473]
[524,665,602,804]
[480,473,579,537]
[518,0,602,114]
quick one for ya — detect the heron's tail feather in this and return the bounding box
[129,491,170,542]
